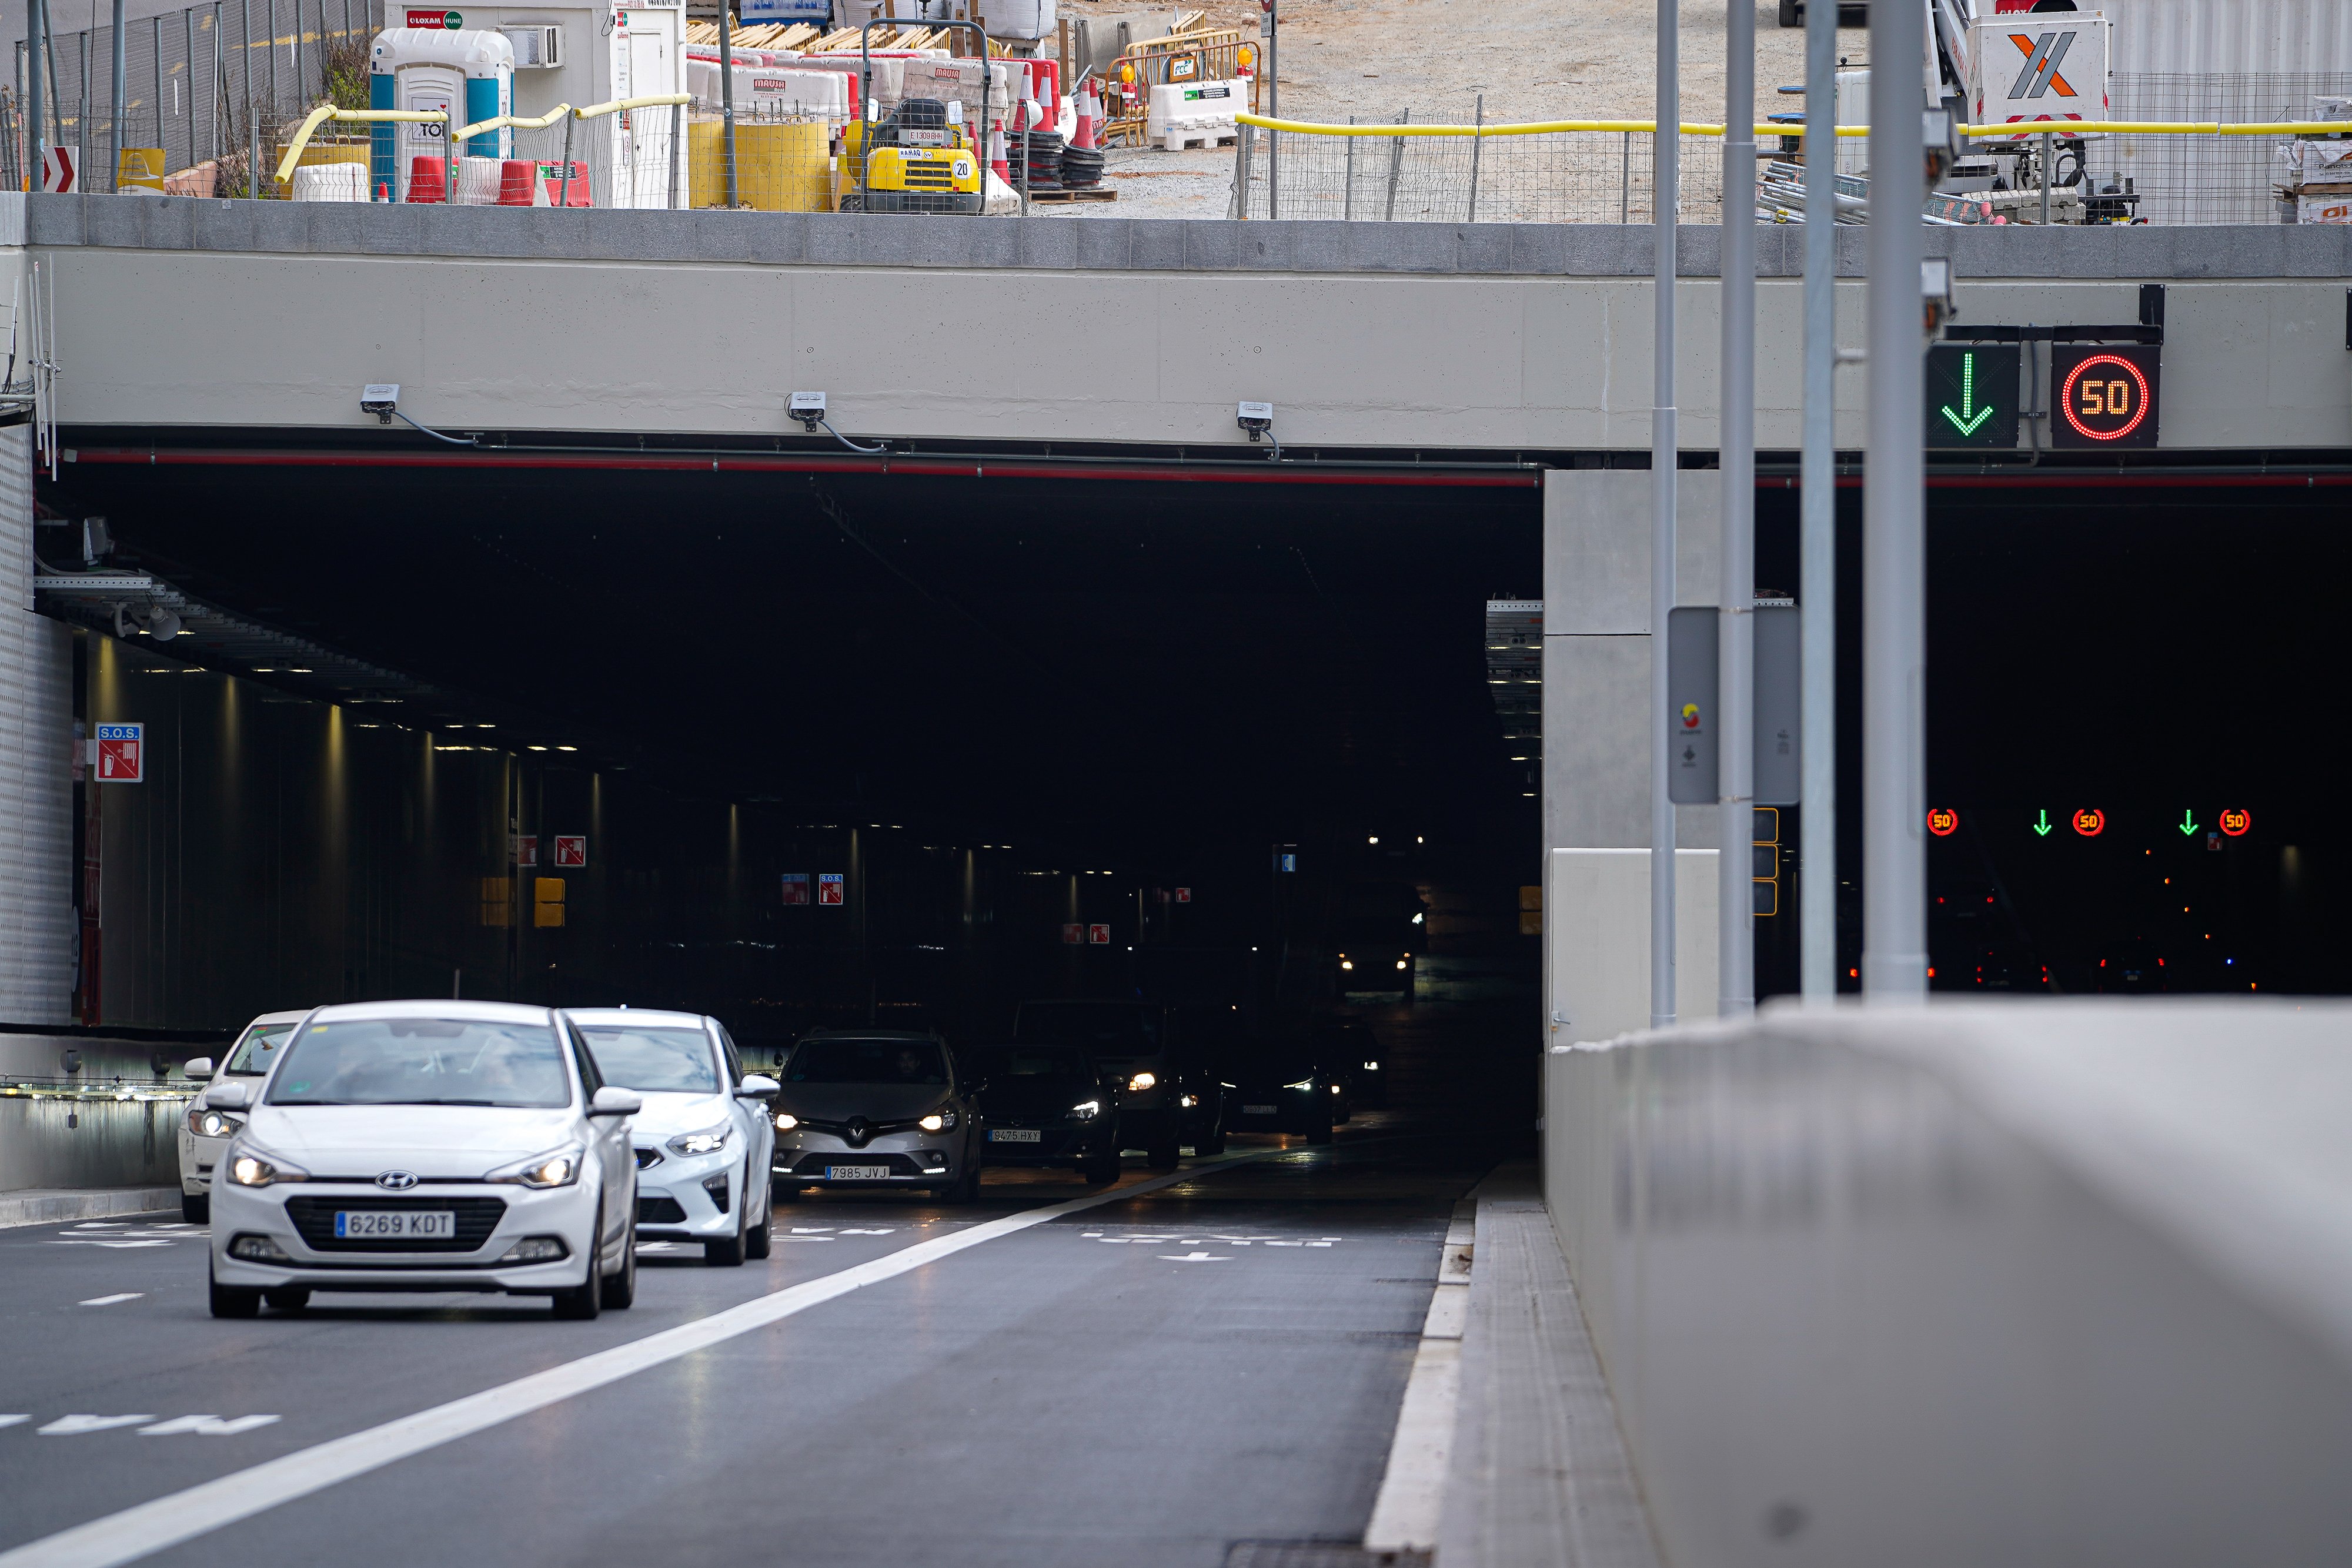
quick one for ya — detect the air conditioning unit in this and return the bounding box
[499,25,562,69]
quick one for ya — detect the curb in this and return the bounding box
[0,1186,181,1229]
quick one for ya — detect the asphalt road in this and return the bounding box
[0,1115,1488,1568]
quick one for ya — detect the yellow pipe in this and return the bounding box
[453,103,574,141]
[574,92,693,121]
[1238,110,2352,139]
[275,107,449,186]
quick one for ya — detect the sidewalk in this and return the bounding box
[1437,1165,1659,1568]
[0,1186,181,1229]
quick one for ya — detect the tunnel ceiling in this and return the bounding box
[46,457,1544,872]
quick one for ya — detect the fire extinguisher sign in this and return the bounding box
[94,723,145,783]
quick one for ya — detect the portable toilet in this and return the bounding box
[370,28,515,200]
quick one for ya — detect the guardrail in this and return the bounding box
[1232,110,2352,226]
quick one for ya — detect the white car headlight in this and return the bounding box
[486,1145,584,1189]
[1283,1078,1315,1091]
[667,1125,733,1156]
[225,1146,308,1188]
[187,1105,245,1139]
[774,1112,799,1131]
[919,1109,959,1132]
[1068,1099,1101,1121]
[1127,1072,1157,1092]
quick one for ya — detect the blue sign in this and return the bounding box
[740,0,830,18]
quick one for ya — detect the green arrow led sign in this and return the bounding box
[1924,345,2020,449]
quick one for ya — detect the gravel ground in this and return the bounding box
[1037,0,1870,218]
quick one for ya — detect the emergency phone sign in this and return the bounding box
[94,723,144,783]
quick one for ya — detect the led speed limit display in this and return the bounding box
[2051,345,2161,449]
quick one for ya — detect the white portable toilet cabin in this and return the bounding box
[371,0,687,208]
[369,28,514,200]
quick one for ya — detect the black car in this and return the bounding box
[1013,1000,1222,1167]
[966,1044,1122,1185]
[1220,1038,1341,1146]
[1312,1017,1385,1109]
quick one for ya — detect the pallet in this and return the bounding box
[1025,186,1117,203]
[1152,130,1238,152]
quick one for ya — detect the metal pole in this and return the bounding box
[1863,0,1926,999]
[669,99,681,209]
[1265,0,1277,216]
[1649,0,1678,1028]
[719,0,735,208]
[265,0,275,122]
[151,14,161,173]
[242,0,253,195]
[1717,0,1754,1015]
[557,108,572,206]
[1383,105,1405,219]
[25,0,42,190]
[210,1,220,170]
[2038,129,2050,225]
[1342,112,1354,219]
[1465,92,1481,222]
[1799,0,1836,1001]
[1619,128,1629,222]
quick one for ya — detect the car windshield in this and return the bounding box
[970,1045,1090,1083]
[266,1018,572,1108]
[787,1038,948,1085]
[1014,1004,1160,1055]
[1237,1044,1321,1082]
[579,1025,719,1093]
[224,1021,298,1076]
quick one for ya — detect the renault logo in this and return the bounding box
[843,1117,872,1148]
[375,1170,420,1190]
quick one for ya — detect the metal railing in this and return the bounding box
[1231,109,2352,227]
[270,93,691,208]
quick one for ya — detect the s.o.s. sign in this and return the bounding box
[2052,345,2160,449]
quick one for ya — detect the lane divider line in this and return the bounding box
[1362,1197,1476,1553]
[0,1152,1285,1568]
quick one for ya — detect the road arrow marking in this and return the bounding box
[2179,810,2198,835]
[78,1293,143,1307]
[39,1416,156,1435]
[1157,1252,1229,1262]
[2034,809,2053,837]
[138,1416,281,1437]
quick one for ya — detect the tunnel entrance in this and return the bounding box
[41,447,1546,1098]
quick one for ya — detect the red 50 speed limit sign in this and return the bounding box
[2052,346,2160,449]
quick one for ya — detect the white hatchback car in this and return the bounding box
[204,1000,641,1320]
[177,1010,309,1224]
[570,1009,777,1266]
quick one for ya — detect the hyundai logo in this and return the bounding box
[375,1170,421,1191]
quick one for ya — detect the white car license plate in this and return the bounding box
[1243,1104,1277,1116]
[988,1129,1041,1144]
[334,1209,455,1240]
[826,1165,890,1181]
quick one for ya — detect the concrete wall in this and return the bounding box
[1544,1001,2352,1567]
[25,195,2352,452]
[0,1094,188,1191]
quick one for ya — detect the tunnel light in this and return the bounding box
[288,667,312,674]
[556,745,577,753]
[475,724,495,729]
[528,745,547,752]
[1416,836,1424,844]
[1368,835,1378,845]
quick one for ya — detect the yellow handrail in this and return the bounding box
[1237,110,2352,140]
[452,103,575,141]
[573,92,693,121]
[275,107,451,185]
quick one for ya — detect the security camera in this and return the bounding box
[790,390,828,434]
[1920,256,1956,339]
[1236,401,1274,442]
[1923,106,1962,187]
[361,384,400,424]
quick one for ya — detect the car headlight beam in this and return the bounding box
[774,1112,799,1131]
[1282,1078,1315,1092]
[667,1124,734,1156]
[225,1146,309,1188]
[188,1105,246,1139]
[919,1108,959,1132]
[1068,1099,1101,1121]
[1127,1072,1157,1093]
[486,1145,584,1188]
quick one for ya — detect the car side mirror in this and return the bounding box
[183,1057,216,1081]
[589,1086,643,1118]
[201,1080,250,1111]
[734,1075,779,1101]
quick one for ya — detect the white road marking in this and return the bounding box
[787,1227,833,1233]
[78,1295,144,1308]
[138,1416,281,1437]
[0,1417,28,1430]
[635,1243,680,1253]
[38,1417,156,1436]
[68,1224,127,1231]
[838,1228,894,1235]
[1157,1252,1228,1262]
[1364,1200,1477,1553]
[48,1241,172,1251]
[0,1151,1285,1568]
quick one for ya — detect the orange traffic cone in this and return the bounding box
[988,123,1012,184]
[1073,83,1100,151]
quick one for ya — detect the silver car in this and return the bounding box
[570,1008,778,1266]
[769,1031,983,1204]
[177,1011,309,1223]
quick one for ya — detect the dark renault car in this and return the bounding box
[1221,1036,1341,1146]
[966,1044,1121,1185]
[1012,1001,1221,1168]
[769,1031,983,1203]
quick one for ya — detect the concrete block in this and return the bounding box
[0,192,26,248]
[804,212,867,266]
[1181,219,1292,271]
[139,195,198,251]
[584,206,671,262]
[1285,220,1353,275]
[82,195,146,250]
[1071,220,1133,270]
[1453,223,1514,276]
[692,210,757,263]
[1544,468,1651,636]
[1560,225,1641,276]
[24,193,80,247]
[745,212,810,266]
[1012,218,1078,271]
[252,200,312,253]
[1508,223,1568,275]
[2280,223,2351,279]
[1128,219,1187,271]
[1675,223,1720,278]
[1544,845,1719,1045]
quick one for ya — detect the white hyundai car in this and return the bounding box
[570,1008,777,1265]
[176,1010,309,1223]
[204,1000,641,1320]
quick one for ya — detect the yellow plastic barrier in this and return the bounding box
[688,119,830,211]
